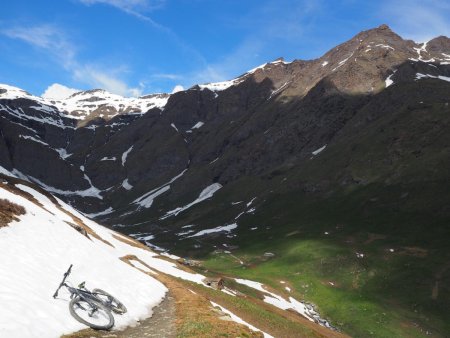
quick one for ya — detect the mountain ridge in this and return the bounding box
[1,24,450,336]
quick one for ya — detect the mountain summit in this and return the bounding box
[1,25,450,337]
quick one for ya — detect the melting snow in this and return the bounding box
[210,301,274,338]
[101,156,116,161]
[121,146,134,166]
[84,207,114,218]
[12,169,103,200]
[332,52,354,71]
[415,73,450,82]
[375,44,394,50]
[160,183,223,219]
[122,179,133,190]
[135,185,170,209]
[191,121,204,129]
[19,135,48,146]
[246,197,256,208]
[176,229,195,236]
[132,169,187,209]
[312,145,327,156]
[235,278,334,329]
[55,148,72,160]
[188,223,238,238]
[0,103,74,130]
[321,61,329,67]
[385,70,397,88]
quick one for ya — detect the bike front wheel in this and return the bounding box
[92,288,127,314]
[69,296,114,330]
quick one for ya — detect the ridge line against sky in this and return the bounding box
[0,0,449,98]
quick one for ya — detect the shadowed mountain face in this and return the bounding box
[0,25,448,220]
[1,24,450,337]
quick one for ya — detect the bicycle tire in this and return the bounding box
[92,288,127,314]
[69,296,114,330]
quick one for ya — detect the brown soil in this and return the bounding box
[61,292,177,338]
[63,255,261,338]
[183,276,349,338]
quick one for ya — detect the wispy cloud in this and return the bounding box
[77,0,209,78]
[379,0,450,41]
[77,0,166,29]
[178,0,322,88]
[151,73,183,81]
[1,24,143,96]
[2,25,76,68]
[73,64,144,96]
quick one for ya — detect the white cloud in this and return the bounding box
[42,83,80,100]
[77,0,166,28]
[78,0,165,11]
[379,0,450,41]
[152,73,183,80]
[73,65,144,97]
[2,24,145,97]
[171,85,184,93]
[2,25,76,68]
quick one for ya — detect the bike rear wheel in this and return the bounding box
[69,296,114,330]
[92,288,127,314]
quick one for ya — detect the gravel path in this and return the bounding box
[64,293,176,338]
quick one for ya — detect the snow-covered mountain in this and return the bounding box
[0,83,169,123]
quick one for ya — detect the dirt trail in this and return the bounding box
[62,292,176,338]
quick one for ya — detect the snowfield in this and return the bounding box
[0,171,204,338]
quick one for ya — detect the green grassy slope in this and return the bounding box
[120,80,450,337]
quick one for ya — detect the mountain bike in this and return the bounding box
[53,264,127,330]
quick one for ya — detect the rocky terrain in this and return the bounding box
[1,24,450,337]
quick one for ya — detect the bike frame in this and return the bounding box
[53,265,111,311]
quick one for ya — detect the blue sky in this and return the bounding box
[1,0,449,97]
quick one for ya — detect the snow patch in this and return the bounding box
[385,70,397,88]
[160,183,222,219]
[191,121,204,129]
[122,179,133,190]
[132,169,187,209]
[101,156,116,161]
[84,207,114,218]
[188,223,237,238]
[121,146,134,166]
[312,145,327,155]
[210,301,274,338]
[415,73,450,82]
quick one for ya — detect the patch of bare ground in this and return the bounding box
[182,276,349,338]
[0,198,26,228]
[64,256,261,338]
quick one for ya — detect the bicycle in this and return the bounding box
[53,264,127,330]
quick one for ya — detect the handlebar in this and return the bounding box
[53,264,73,299]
